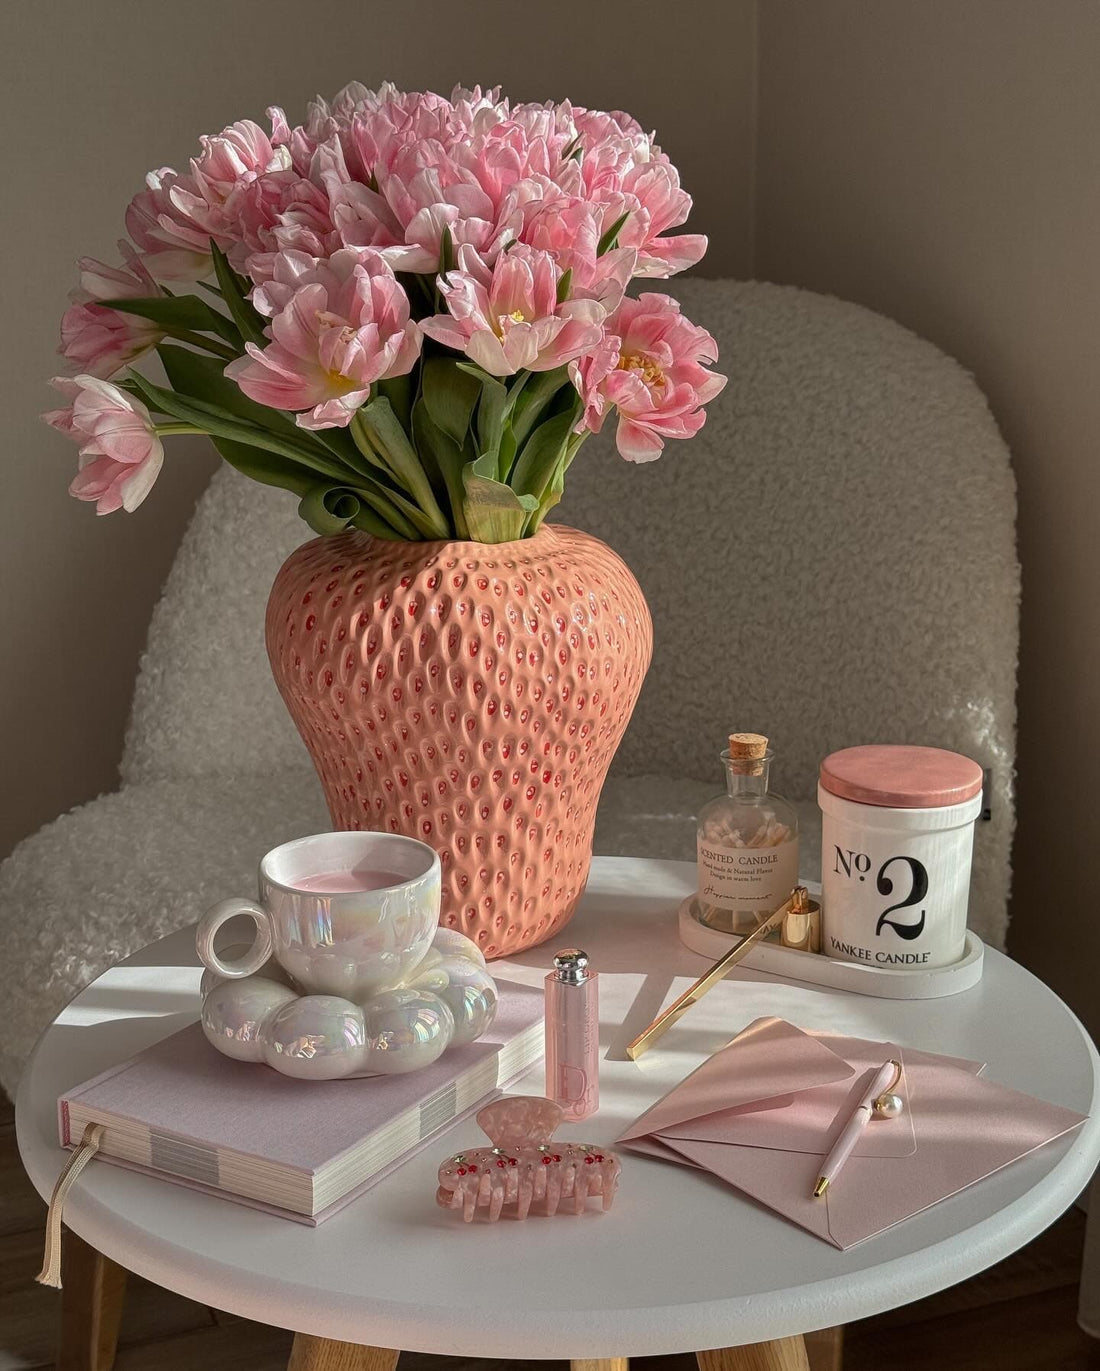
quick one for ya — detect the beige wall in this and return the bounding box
[756,0,1100,1037]
[6,3,1097,1039]
[1,0,757,856]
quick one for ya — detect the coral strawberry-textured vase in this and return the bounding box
[266,523,652,959]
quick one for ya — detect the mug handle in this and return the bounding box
[196,898,275,979]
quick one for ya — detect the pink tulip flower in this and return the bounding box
[245,84,709,291]
[125,167,215,281]
[421,243,606,377]
[344,90,465,182]
[126,119,291,280]
[327,138,521,274]
[234,172,339,279]
[576,134,706,277]
[576,128,663,202]
[613,163,708,276]
[192,120,289,204]
[171,119,292,253]
[519,200,636,310]
[226,248,421,429]
[59,244,164,378]
[569,294,727,461]
[273,82,403,179]
[571,107,651,147]
[44,376,164,514]
[451,119,579,213]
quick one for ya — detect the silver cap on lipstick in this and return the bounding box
[552,949,590,984]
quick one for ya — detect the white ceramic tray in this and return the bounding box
[677,894,985,1000]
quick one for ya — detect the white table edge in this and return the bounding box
[14,893,1100,1358]
[16,1096,1099,1359]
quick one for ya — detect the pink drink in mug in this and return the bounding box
[293,868,408,894]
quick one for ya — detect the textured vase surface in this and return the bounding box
[266,523,652,958]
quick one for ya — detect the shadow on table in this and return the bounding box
[70,984,199,1013]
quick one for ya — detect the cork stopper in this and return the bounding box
[728,732,768,776]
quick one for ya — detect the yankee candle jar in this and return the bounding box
[818,744,983,969]
[696,732,800,934]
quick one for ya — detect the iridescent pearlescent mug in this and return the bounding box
[196,831,442,1002]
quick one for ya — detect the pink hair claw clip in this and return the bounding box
[436,1095,622,1222]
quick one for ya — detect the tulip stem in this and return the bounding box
[161,327,239,361]
[155,422,205,437]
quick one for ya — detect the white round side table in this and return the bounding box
[16,857,1100,1371]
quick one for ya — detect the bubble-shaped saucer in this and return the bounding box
[199,925,498,1081]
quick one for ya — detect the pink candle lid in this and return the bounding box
[819,744,983,809]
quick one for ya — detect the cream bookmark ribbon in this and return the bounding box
[37,1123,104,1288]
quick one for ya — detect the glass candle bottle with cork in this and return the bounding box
[696,732,800,935]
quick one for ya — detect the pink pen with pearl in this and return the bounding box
[813,1058,904,1197]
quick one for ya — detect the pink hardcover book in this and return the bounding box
[58,979,544,1225]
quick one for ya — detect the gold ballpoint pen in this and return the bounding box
[626,886,809,1061]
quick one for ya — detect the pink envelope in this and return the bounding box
[618,1017,1087,1249]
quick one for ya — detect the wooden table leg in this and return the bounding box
[804,1325,844,1371]
[57,1231,128,1371]
[287,1337,399,1371]
[572,1361,628,1371]
[698,1337,811,1371]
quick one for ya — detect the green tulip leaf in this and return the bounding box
[509,365,572,447]
[296,485,364,535]
[412,397,470,538]
[125,370,350,479]
[210,241,268,348]
[158,345,300,437]
[528,456,568,532]
[299,484,410,540]
[161,345,377,490]
[353,398,450,538]
[349,505,404,539]
[510,409,576,504]
[210,437,317,497]
[597,211,630,256]
[100,294,242,349]
[462,457,538,544]
[375,372,414,430]
[438,224,456,277]
[475,375,508,466]
[455,361,496,385]
[422,357,482,444]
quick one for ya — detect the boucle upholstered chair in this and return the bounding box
[0,278,1019,1095]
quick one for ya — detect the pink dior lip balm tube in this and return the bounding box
[545,949,599,1121]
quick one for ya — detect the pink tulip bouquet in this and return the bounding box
[45,82,726,542]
